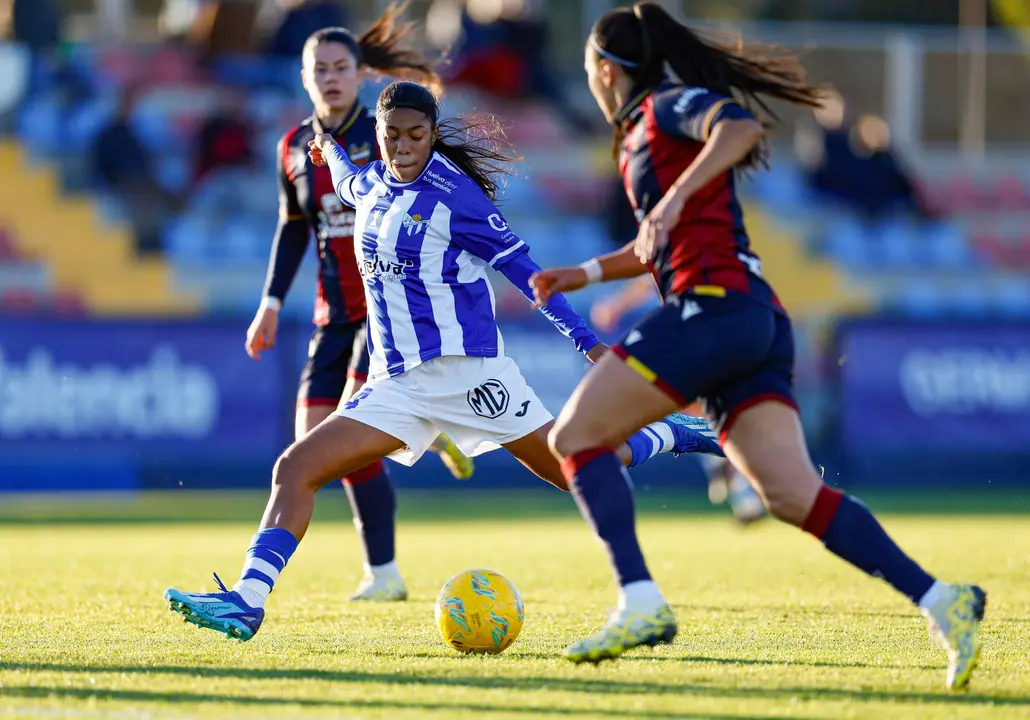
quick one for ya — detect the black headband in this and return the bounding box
[376,82,440,125]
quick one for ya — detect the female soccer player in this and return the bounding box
[243,9,474,604]
[531,2,985,689]
[164,79,720,641]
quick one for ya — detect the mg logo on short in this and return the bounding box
[467,379,510,419]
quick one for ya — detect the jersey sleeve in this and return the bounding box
[449,183,527,268]
[277,133,303,221]
[653,87,755,142]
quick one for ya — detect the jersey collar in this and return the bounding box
[313,102,365,137]
[614,79,679,128]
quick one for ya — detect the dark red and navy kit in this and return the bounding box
[611,82,798,440]
[263,103,378,406]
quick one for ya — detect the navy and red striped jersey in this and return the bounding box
[617,82,782,311]
[272,103,378,326]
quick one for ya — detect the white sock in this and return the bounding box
[366,560,402,580]
[618,579,666,612]
[233,579,270,609]
[642,421,676,460]
[918,580,947,610]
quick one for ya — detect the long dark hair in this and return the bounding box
[591,2,826,167]
[304,2,442,95]
[376,80,519,201]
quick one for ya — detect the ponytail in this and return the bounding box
[432,115,519,202]
[591,1,826,167]
[357,2,442,95]
[303,2,442,96]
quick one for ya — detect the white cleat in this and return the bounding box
[348,574,408,602]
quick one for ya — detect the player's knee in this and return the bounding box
[547,419,585,459]
[271,447,313,493]
[755,473,821,526]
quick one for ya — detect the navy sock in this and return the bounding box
[804,486,935,604]
[561,448,651,586]
[343,461,396,568]
[235,527,299,605]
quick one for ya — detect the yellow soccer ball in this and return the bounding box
[434,568,524,654]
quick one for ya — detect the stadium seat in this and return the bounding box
[824,216,871,269]
[897,281,944,318]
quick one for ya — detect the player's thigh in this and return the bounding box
[550,352,677,458]
[709,313,819,524]
[275,414,405,493]
[502,420,568,491]
[296,404,336,440]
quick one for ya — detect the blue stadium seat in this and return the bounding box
[950,283,991,317]
[897,281,944,318]
[922,220,972,269]
[994,279,1030,318]
[875,219,918,269]
[824,216,871,269]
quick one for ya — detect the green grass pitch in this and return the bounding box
[1,488,1029,719]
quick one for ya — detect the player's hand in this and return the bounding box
[246,307,279,360]
[529,267,588,307]
[585,342,610,363]
[308,134,335,167]
[634,188,689,263]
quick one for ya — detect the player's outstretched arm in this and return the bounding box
[530,241,647,307]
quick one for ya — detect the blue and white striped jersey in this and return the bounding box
[331,150,596,380]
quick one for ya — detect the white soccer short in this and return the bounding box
[336,355,554,466]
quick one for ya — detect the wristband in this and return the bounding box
[579,258,603,284]
[260,296,282,312]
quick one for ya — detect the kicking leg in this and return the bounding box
[164,415,404,640]
[723,401,986,691]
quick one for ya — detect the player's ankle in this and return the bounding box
[366,560,402,581]
[618,579,666,612]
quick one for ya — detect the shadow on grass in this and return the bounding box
[0,685,782,720]
[1,661,1025,709]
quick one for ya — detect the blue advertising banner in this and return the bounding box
[837,320,1030,456]
[0,318,289,491]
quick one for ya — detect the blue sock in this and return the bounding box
[626,423,673,468]
[804,486,935,604]
[561,448,651,586]
[235,527,299,607]
[343,461,396,568]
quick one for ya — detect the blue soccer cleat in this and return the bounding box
[664,412,725,457]
[163,573,264,641]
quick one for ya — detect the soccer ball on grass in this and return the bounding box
[434,568,524,654]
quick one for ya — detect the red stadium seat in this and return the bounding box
[50,289,88,316]
[992,175,1030,210]
[0,288,41,313]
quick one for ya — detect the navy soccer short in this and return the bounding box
[297,321,370,408]
[612,290,798,442]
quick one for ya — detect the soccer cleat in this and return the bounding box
[564,604,678,664]
[163,574,264,641]
[665,412,724,457]
[431,433,475,480]
[348,574,408,602]
[922,583,987,691]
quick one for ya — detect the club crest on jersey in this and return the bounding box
[348,142,372,165]
[402,212,427,236]
[467,379,510,419]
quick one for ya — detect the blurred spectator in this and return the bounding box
[265,0,349,59]
[193,90,255,184]
[795,91,935,221]
[427,0,595,133]
[90,90,175,254]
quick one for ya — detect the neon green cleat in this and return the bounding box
[922,583,987,691]
[431,433,474,480]
[564,605,678,664]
